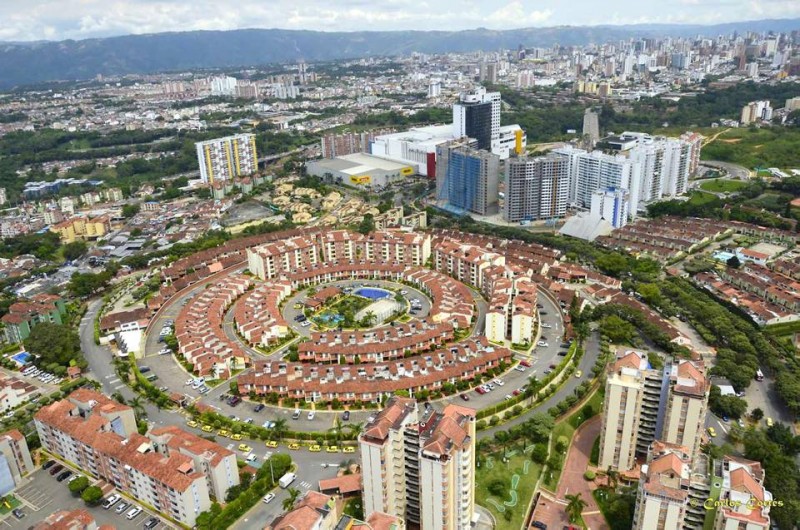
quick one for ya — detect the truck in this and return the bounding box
[278,472,297,489]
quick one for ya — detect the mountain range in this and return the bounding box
[0,18,798,90]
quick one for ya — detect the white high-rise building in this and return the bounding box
[599,352,709,473]
[741,101,773,124]
[590,187,630,229]
[553,146,642,215]
[210,76,238,96]
[428,81,442,98]
[360,397,476,530]
[195,133,258,184]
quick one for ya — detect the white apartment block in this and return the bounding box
[632,441,711,530]
[0,429,32,496]
[713,456,772,530]
[740,101,773,125]
[148,425,240,501]
[433,239,505,289]
[553,131,700,219]
[195,133,258,184]
[34,390,214,526]
[359,398,476,530]
[599,351,711,472]
[590,187,630,229]
[503,154,570,222]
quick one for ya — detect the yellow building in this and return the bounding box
[50,216,109,243]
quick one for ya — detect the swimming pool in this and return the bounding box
[354,288,392,300]
[10,352,30,365]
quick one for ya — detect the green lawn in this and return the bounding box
[542,388,604,491]
[476,445,543,530]
[687,190,720,206]
[699,179,748,193]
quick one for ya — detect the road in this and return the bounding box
[478,331,601,440]
[701,160,753,180]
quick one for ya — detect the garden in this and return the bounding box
[476,443,543,530]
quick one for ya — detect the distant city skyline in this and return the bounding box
[1,0,799,42]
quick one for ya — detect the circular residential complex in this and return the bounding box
[151,227,565,408]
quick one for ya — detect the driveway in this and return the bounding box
[556,415,607,530]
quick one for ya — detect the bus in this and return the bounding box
[755,369,764,381]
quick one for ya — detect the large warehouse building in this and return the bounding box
[306,153,418,189]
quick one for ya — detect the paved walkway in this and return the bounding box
[556,415,608,530]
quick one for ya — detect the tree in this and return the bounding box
[129,397,146,419]
[599,314,637,345]
[68,476,89,495]
[121,203,140,218]
[271,418,288,441]
[565,493,587,523]
[727,255,742,268]
[68,270,113,297]
[709,386,748,419]
[357,214,375,235]
[487,479,506,497]
[282,487,301,511]
[62,241,88,261]
[81,486,104,506]
[751,407,764,421]
[24,323,81,367]
[606,466,620,490]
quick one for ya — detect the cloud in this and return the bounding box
[486,1,553,27]
[0,0,794,42]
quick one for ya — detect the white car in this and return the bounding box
[493,379,504,386]
[185,378,194,386]
[263,493,275,504]
[307,411,315,420]
[541,323,552,329]
[537,341,548,347]
[246,454,257,463]
[126,506,142,520]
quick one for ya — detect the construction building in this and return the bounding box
[503,154,570,223]
[435,143,499,216]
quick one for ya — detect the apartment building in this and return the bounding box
[632,441,712,530]
[195,133,258,184]
[433,239,505,289]
[148,425,239,501]
[453,87,500,151]
[34,390,213,526]
[660,361,709,459]
[713,456,772,530]
[740,101,773,124]
[591,187,630,229]
[246,235,320,280]
[503,154,570,223]
[359,398,476,530]
[484,275,537,345]
[435,143,500,216]
[2,294,67,343]
[599,352,709,472]
[50,216,110,243]
[0,430,32,496]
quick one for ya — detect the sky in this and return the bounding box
[0,0,798,42]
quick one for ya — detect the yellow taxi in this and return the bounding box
[201,425,213,433]
[230,433,243,441]
[238,444,252,453]
[342,446,356,454]
[288,443,300,450]
[309,445,322,452]
[326,446,339,453]
[707,426,716,437]
[217,430,230,438]
[766,417,774,427]
[265,441,279,448]
[186,420,198,428]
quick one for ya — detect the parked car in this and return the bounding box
[42,460,55,470]
[263,493,275,504]
[126,506,142,520]
[254,404,265,412]
[307,411,315,420]
[115,502,130,514]
[143,517,159,529]
[11,508,24,519]
[56,471,72,482]
[460,394,470,401]
[49,464,64,475]
[102,495,121,509]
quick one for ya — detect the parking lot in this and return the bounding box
[2,467,172,530]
